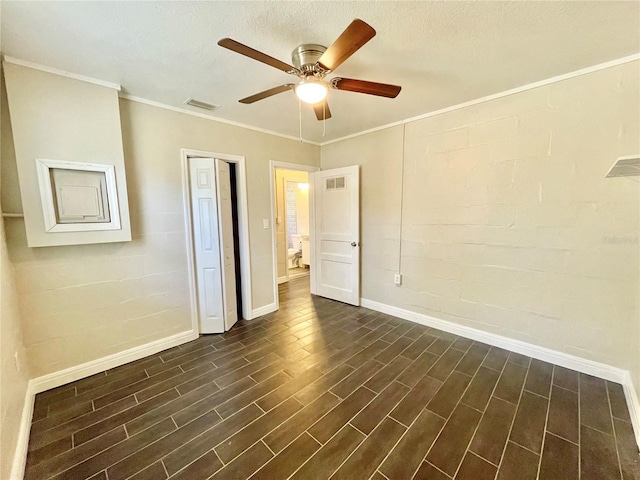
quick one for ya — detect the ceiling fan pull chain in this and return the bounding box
[298,97,303,142]
[323,101,326,137]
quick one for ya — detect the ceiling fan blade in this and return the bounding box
[317,19,376,72]
[312,101,332,121]
[331,77,401,98]
[218,38,296,73]
[239,84,295,104]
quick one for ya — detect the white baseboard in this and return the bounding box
[251,302,278,319]
[361,298,640,448]
[10,329,198,479]
[622,372,640,447]
[30,329,198,394]
[277,276,288,285]
[9,300,640,480]
[10,383,35,480]
[361,298,627,383]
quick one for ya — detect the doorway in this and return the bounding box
[269,161,319,310]
[182,149,253,335]
[277,172,310,283]
[284,178,310,281]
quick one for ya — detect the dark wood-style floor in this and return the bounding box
[26,277,639,480]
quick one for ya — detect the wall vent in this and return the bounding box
[184,98,219,111]
[606,154,640,179]
[325,176,346,190]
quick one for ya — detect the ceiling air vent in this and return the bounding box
[606,155,640,180]
[184,98,219,111]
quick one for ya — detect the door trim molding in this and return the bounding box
[181,149,253,327]
[269,161,320,312]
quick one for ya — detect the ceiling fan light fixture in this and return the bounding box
[295,79,327,104]
[220,19,401,121]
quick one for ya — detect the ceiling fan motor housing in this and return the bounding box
[292,44,327,74]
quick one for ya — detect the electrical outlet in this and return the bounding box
[263,219,269,229]
[394,273,402,285]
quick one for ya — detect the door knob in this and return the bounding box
[351,242,358,247]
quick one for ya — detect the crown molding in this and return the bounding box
[120,95,321,146]
[320,52,640,146]
[2,56,122,91]
[4,53,637,147]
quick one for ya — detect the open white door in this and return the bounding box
[312,165,360,306]
[189,158,225,333]
[215,159,239,331]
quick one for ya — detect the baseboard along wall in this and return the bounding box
[251,302,278,319]
[360,298,640,447]
[11,300,640,479]
[10,329,198,480]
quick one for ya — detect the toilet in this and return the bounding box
[300,234,310,267]
[288,234,302,268]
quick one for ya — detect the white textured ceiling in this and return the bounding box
[1,1,639,143]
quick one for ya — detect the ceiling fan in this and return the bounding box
[218,19,402,121]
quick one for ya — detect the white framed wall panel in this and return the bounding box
[3,62,132,247]
[35,158,122,232]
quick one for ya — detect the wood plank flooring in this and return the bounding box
[26,277,639,479]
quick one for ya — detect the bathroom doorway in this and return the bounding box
[283,177,310,281]
[274,168,310,284]
[269,161,319,299]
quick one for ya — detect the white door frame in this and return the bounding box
[182,148,253,334]
[269,160,320,311]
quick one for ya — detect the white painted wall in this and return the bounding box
[0,85,30,479]
[2,92,320,377]
[322,61,640,388]
[295,183,310,237]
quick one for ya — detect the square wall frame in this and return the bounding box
[35,158,122,233]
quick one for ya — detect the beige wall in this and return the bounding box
[1,57,638,442]
[275,169,309,279]
[3,63,132,247]
[323,126,404,298]
[0,92,30,480]
[636,230,640,403]
[295,185,310,240]
[322,61,640,375]
[2,96,319,377]
[0,218,29,480]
